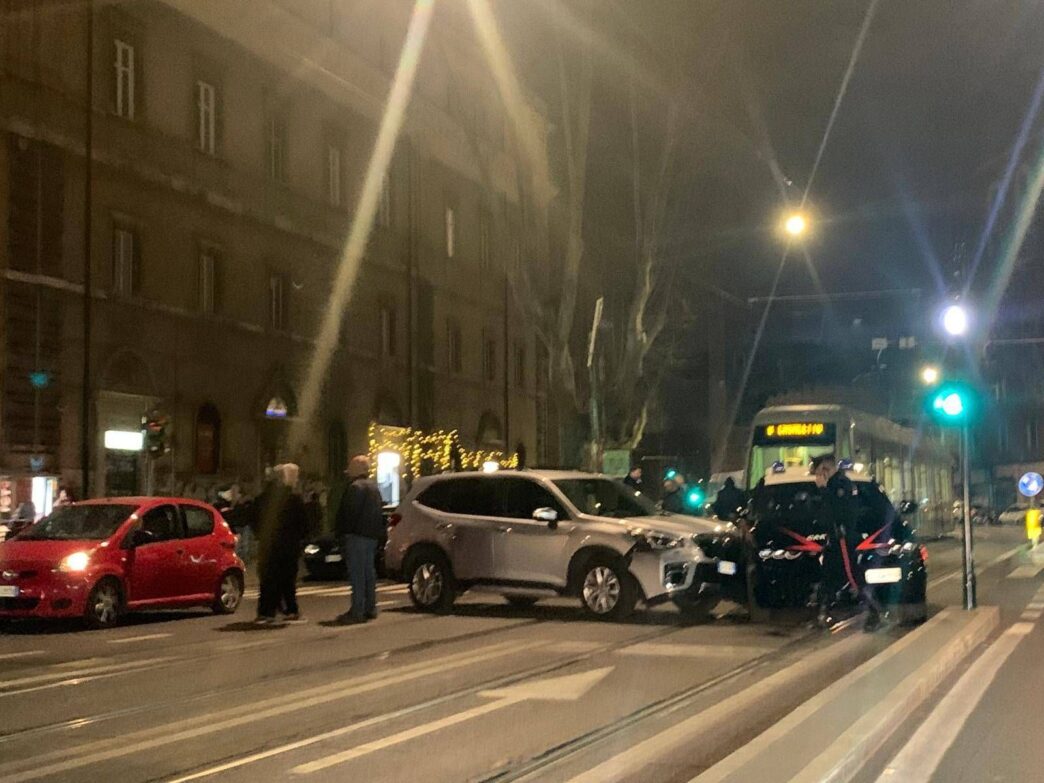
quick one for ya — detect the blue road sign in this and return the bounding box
[1018,472,1043,498]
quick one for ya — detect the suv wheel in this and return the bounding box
[407,550,456,613]
[580,557,637,620]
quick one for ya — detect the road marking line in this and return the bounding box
[1007,564,1043,578]
[293,698,521,774]
[0,657,172,690]
[0,651,44,662]
[1026,602,1044,611]
[876,622,1034,782]
[107,633,172,645]
[616,643,774,659]
[545,641,603,654]
[292,667,614,775]
[0,640,544,783]
[932,546,1023,586]
[1021,610,1041,621]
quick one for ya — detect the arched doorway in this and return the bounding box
[476,410,504,449]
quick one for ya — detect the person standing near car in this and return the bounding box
[255,463,307,625]
[812,455,885,631]
[334,455,386,624]
[623,466,644,492]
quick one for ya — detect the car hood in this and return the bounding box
[604,513,721,537]
[0,538,104,567]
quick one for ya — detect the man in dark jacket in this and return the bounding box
[255,464,307,625]
[623,466,643,492]
[335,455,386,624]
[712,477,744,520]
[812,455,885,631]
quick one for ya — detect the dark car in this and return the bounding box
[687,467,927,624]
[302,505,394,580]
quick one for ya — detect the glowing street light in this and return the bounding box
[920,365,940,385]
[941,303,969,337]
[783,212,808,238]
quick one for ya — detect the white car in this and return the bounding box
[999,504,1029,525]
[384,470,720,620]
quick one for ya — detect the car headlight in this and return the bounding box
[304,544,321,556]
[58,551,90,572]
[629,528,684,551]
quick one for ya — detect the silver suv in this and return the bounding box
[384,470,720,620]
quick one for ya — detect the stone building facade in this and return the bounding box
[0,0,553,513]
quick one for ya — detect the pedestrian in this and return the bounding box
[812,454,885,631]
[254,463,308,626]
[712,477,744,520]
[661,477,685,514]
[55,486,76,507]
[334,455,386,624]
[623,466,643,492]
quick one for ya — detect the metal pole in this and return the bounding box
[503,265,510,451]
[961,422,976,609]
[80,2,94,498]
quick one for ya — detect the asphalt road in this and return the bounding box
[0,526,1024,783]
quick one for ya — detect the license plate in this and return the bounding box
[717,560,737,576]
[324,554,343,563]
[0,585,19,598]
[865,567,902,584]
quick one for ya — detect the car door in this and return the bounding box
[418,478,497,581]
[124,503,187,603]
[178,504,220,597]
[490,477,573,587]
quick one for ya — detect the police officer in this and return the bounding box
[812,454,884,631]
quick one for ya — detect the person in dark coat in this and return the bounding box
[812,455,885,631]
[623,466,643,492]
[661,477,686,514]
[334,455,387,624]
[712,477,744,520]
[255,463,307,625]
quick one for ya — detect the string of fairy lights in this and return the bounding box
[367,423,519,479]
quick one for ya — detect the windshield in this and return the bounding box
[17,504,134,541]
[553,478,659,519]
[750,482,823,526]
[747,444,836,489]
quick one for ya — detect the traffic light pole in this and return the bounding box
[961,422,977,609]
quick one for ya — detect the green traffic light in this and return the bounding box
[927,382,976,425]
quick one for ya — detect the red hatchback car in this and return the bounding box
[0,497,245,628]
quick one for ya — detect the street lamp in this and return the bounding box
[783,212,808,238]
[941,303,969,337]
[920,365,940,385]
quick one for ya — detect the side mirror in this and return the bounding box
[123,528,156,549]
[898,500,918,515]
[532,507,558,529]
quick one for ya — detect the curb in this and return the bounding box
[692,607,999,783]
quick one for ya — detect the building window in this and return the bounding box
[483,335,497,383]
[448,321,463,373]
[327,421,348,478]
[536,343,549,391]
[514,343,525,389]
[112,224,140,296]
[380,304,397,358]
[326,144,342,207]
[269,273,287,330]
[196,80,217,154]
[445,205,456,258]
[480,212,492,271]
[378,172,392,227]
[267,115,288,183]
[114,39,136,120]
[195,404,221,475]
[198,249,218,314]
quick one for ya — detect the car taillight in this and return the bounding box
[919,544,929,563]
[387,513,402,529]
